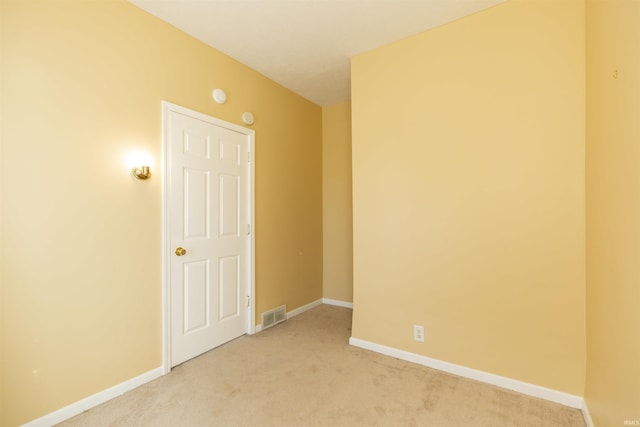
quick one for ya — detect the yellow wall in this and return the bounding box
[585,0,640,425]
[0,3,4,422]
[351,0,586,395]
[322,101,353,303]
[0,1,322,425]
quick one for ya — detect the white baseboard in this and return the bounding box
[23,366,164,427]
[20,314,588,426]
[349,337,583,409]
[582,399,595,427]
[322,298,353,309]
[287,298,323,319]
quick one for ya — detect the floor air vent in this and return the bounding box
[262,305,287,330]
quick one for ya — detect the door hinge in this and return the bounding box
[247,151,251,163]
[247,224,251,235]
[247,295,251,307]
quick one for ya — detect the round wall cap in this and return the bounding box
[242,112,254,125]
[212,88,227,104]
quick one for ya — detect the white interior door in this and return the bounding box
[165,103,254,367]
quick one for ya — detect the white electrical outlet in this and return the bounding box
[413,325,425,342]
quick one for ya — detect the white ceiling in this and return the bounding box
[129,0,505,107]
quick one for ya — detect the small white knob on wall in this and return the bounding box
[212,88,227,104]
[242,112,254,125]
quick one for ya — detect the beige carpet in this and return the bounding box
[60,305,586,427]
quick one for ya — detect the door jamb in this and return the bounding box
[161,101,256,374]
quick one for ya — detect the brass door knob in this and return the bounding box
[175,247,187,256]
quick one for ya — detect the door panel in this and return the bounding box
[183,131,211,159]
[219,255,239,320]
[184,260,209,333]
[184,168,209,239]
[220,174,239,237]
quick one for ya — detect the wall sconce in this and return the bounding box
[132,165,151,180]
[126,150,153,180]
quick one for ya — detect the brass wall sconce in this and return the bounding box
[132,165,151,180]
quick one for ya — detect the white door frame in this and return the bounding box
[161,101,255,373]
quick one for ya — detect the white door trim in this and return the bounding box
[161,101,255,373]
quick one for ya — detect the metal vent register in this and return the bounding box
[261,305,287,330]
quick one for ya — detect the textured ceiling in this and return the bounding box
[129,0,505,107]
